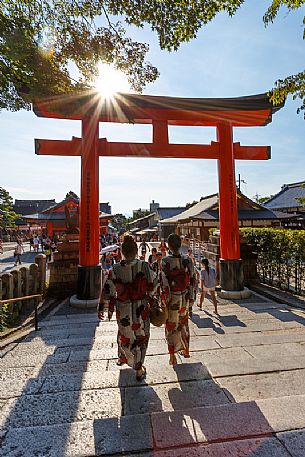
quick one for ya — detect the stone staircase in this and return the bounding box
[2,296,305,456]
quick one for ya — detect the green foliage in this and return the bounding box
[253,194,274,204]
[112,213,129,232]
[296,197,305,205]
[0,1,304,114]
[131,209,151,221]
[0,302,12,331]
[242,228,305,294]
[185,200,199,209]
[0,187,19,227]
[0,0,159,110]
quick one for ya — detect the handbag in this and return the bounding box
[150,298,167,327]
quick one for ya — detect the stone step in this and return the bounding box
[2,395,305,456]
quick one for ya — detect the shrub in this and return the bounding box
[241,228,305,295]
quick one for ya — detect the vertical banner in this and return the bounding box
[217,122,240,260]
[79,116,100,266]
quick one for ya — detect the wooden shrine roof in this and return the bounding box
[33,92,284,127]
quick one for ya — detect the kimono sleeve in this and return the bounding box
[142,261,158,296]
[98,269,116,313]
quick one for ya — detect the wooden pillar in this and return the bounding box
[77,116,101,300]
[217,122,243,291]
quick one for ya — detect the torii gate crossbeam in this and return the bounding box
[33,92,284,303]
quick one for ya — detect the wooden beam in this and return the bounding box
[35,138,81,156]
[102,141,220,159]
[233,142,271,160]
[35,137,270,160]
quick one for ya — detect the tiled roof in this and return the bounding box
[22,212,67,221]
[161,194,218,224]
[13,199,56,215]
[41,196,79,213]
[156,207,186,220]
[192,209,293,221]
[264,181,305,210]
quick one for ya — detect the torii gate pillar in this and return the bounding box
[76,117,101,302]
[217,122,243,292]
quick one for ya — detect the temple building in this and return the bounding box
[20,193,112,237]
[128,205,186,238]
[264,181,305,228]
[160,190,294,241]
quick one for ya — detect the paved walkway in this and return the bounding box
[0,243,38,273]
[2,293,305,456]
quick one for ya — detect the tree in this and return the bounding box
[253,193,274,204]
[1,1,304,114]
[0,187,19,227]
[185,200,199,209]
[131,209,151,220]
[111,213,129,232]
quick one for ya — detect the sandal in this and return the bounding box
[116,359,126,366]
[136,366,146,382]
[169,355,178,365]
[180,350,190,358]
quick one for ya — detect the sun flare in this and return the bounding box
[95,63,131,97]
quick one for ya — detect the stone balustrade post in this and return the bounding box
[35,254,46,294]
[29,264,39,294]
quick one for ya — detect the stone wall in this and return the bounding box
[47,235,79,299]
[0,254,46,319]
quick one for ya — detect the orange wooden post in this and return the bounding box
[77,116,101,300]
[217,122,243,291]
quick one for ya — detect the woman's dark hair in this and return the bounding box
[167,233,181,250]
[201,258,209,273]
[152,247,157,254]
[122,235,137,259]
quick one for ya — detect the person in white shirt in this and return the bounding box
[14,240,24,266]
[199,258,218,314]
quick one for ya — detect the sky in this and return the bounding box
[0,0,304,215]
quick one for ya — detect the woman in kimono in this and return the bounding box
[161,233,195,365]
[98,235,157,381]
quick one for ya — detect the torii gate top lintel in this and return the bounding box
[33,91,284,127]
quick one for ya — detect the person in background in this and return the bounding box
[33,235,39,253]
[158,240,168,258]
[29,236,34,252]
[151,251,163,275]
[199,258,218,314]
[98,235,157,381]
[50,239,57,253]
[148,247,158,266]
[44,242,52,262]
[14,239,24,266]
[187,248,196,265]
[139,239,150,259]
[161,233,195,365]
[0,239,3,255]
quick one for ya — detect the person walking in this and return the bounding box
[148,247,158,266]
[158,240,168,258]
[161,233,195,365]
[33,235,39,252]
[14,239,24,266]
[199,258,218,314]
[98,235,157,381]
[139,239,150,259]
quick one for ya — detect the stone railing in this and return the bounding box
[0,254,46,319]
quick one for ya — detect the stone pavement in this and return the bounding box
[2,294,305,456]
[0,242,37,273]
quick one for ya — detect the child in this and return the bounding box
[199,258,218,314]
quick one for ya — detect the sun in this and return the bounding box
[95,63,131,97]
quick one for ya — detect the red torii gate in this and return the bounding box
[33,92,284,302]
